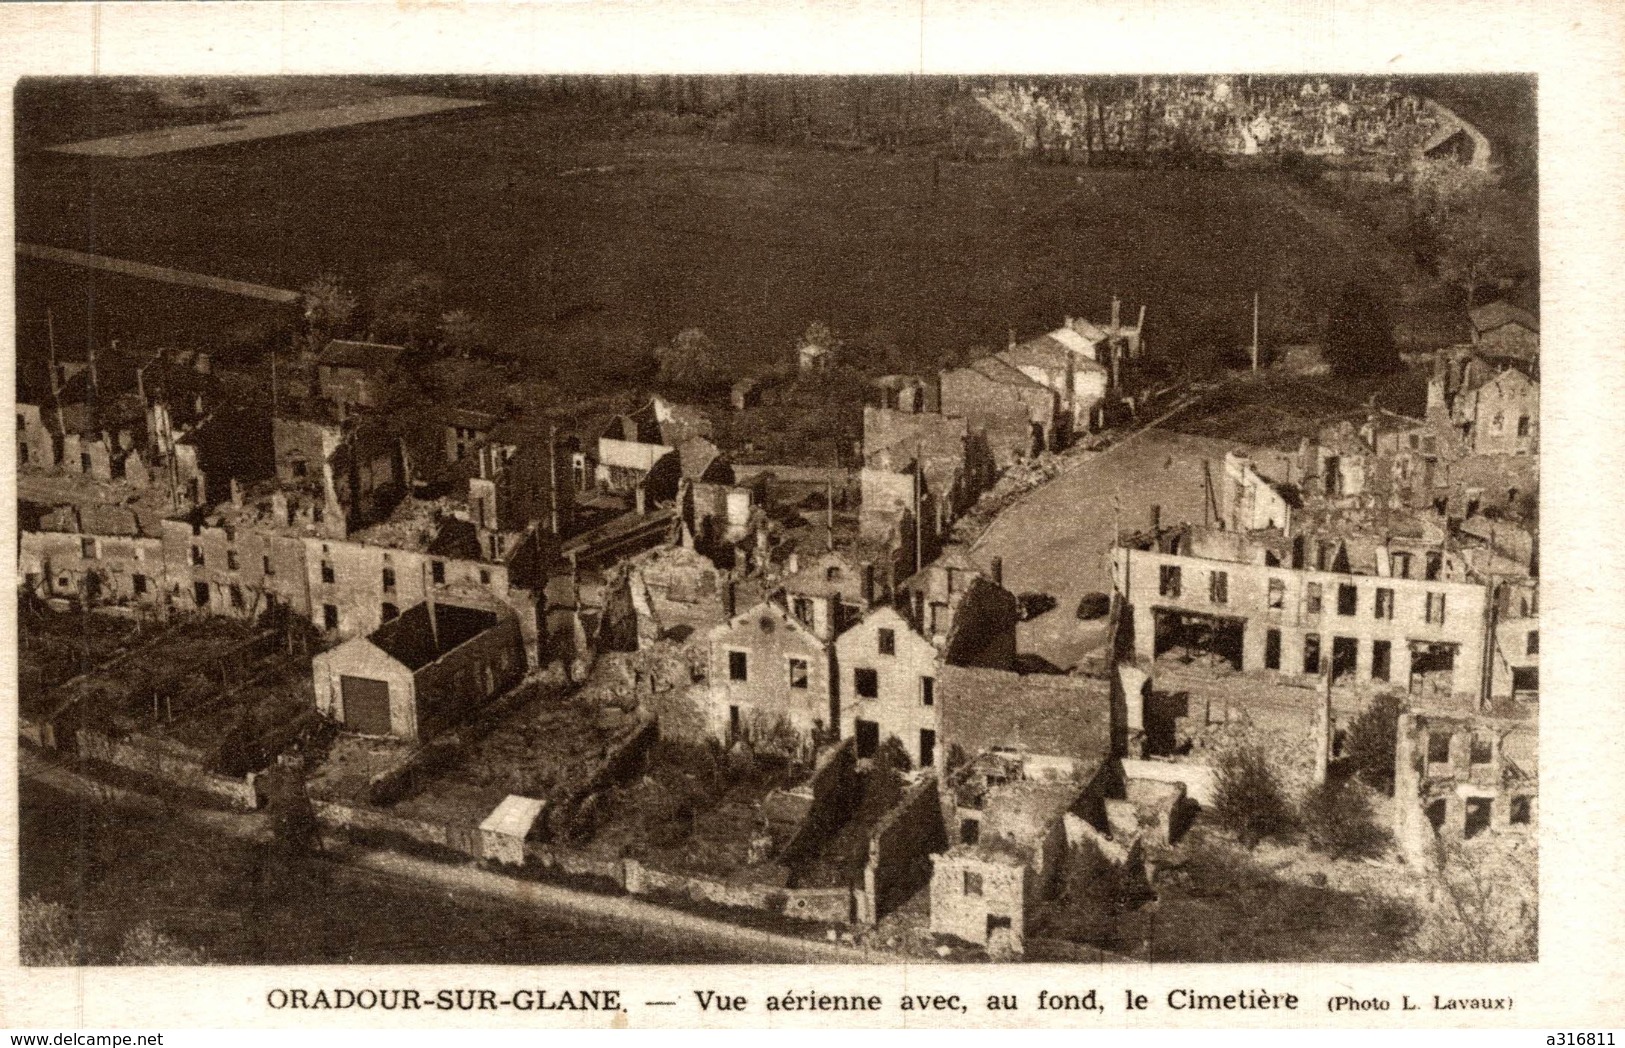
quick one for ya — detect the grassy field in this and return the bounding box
[17,99,1446,383]
[20,779,757,964]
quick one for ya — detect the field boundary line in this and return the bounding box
[18,242,301,304]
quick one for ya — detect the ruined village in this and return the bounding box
[16,74,1539,965]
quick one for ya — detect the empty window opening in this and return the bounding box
[229,584,244,609]
[382,567,396,591]
[1510,796,1532,825]
[1426,592,1447,625]
[1303,634,1321,675]
[1427,731,1452,765]
[1337,583,1357,616]
[1371,640,1392,682]
[227,549,239,571]
[919,728,936,769]
[855,668,879,699]
[1158,565,1181,598]
[1267,578,1285,609]
[1153,609,1243,671]
[323,604,339,630]
[1305,582,1323,615]
[1209,570,1229,604]
[1464,797,1492,839]
[878,627,896,655]
[963,871,984,897]
[788,657,809,690]
[1425,552,1443,581]
[1425,798,1448,833]
[855,719,879,759]
[1331,636,1358,681]
[792,596,814,627]
[321,561,335,585]
[728,650,748,682]
[193,581,210,607]
[921,675,935,706]
[431,560,446,584]
[1374,587,1395,619]
[1526,630,1539,656]
[960,818,980,845]
[1264,628,1282,671]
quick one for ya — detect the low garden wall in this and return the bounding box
[75,728,262,811]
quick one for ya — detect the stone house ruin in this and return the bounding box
[835,605,941,768]
[312,600,525,741]
[1392,711,1537,863]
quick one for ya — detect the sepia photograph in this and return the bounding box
[10,68,1548,971]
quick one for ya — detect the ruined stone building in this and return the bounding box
[939,357,1060,468]
[312,600,526,741]
[896,550,1021,671]
[1392,710,1537,862]
[20,505,165,611]
[315,339,406,413]
[1466,300,1538,364]
[931,752,1108,955]
[834,604,942,768]
[1113,525,1494,703]
[704,599,836,758]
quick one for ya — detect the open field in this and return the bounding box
[17,101,1450,382]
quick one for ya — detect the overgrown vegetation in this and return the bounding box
[1299,778,1391,860]
[1212,746,1296,849]
[1345,692,1406,795]
[1035,842,1156,947]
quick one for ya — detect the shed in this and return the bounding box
[479,794,548,865]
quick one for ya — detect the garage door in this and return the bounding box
[340,675,393,736]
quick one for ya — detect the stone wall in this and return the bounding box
[778,737,861,866]
[863,772,946,923]
[76,728,262,810]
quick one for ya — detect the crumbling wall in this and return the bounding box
[863,772,946,923]
[778,738,861,866]
[76,727,261,810]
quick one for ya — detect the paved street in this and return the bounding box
[975,423,1248,670]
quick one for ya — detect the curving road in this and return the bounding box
[973,408,1247,671]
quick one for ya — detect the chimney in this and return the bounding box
[229,477,244,509]
[990,555,1003,586]
[787,551,800,576]
[634,483,647,516]
[725,578,737,617]
[1111,295,1121,330]
[1149,504,1161,530]
[1007,326,1017,350]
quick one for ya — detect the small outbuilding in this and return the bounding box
[479,794,548,865]
[312,600,524,741]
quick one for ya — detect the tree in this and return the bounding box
[1300,778,1391,860]
[1344,692,1406,795]
[656,327,726,390]
[300,275,358,354]
[438,309,486,358]
[1409,162,1536,308]
[1323,282,1399,377]
[1212,746,1295,849]
[368,261,445,346]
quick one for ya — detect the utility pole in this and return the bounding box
[1251,290,1260,372]
[913,440,924,575]
[548,426,561,536]
[45,309,66,436]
